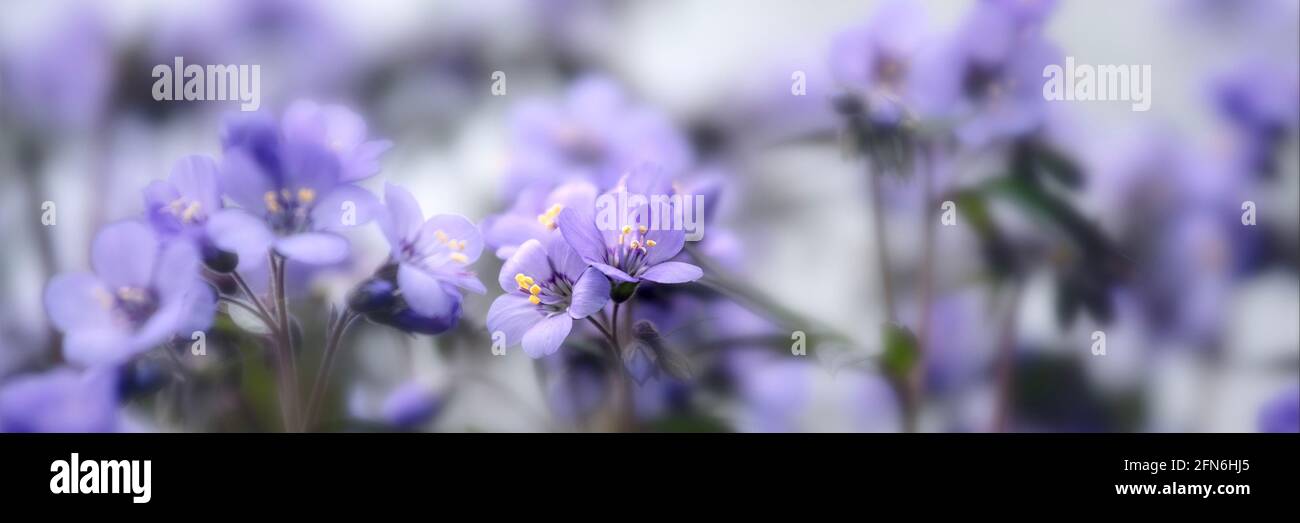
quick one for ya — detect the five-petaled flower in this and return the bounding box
[486,236,611,358]
[44,221,215,366]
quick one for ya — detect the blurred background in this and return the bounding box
[0,0,1296,432]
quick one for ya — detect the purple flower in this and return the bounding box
[556,171,704,286]
[208,106,383,269]
[505,75,692,192]
[379,183,485,322]
[486,236,611,358]
[1210,61,1300,176]
[0,367,120,433]
[142,155,237,267]
[44,222,215,366]
[281,100,393,183]
[828,0,932,124]
[907,0,1062,146]
[482,180,598,259]
[380,380,443,429]
[1257,384,1299,433]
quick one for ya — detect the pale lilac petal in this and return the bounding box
[497,239,553,293]
[219,149,274,212]
[92,222,157,288]
[342,139,392,182]
[591,262,636,283]
[152,241,201,301]
[398,263,455,318]
[274,233,349,265]
[522,313,574,358]
[483,213,547,258]
[420,214,483,262]
[312,184,382,231]
[546,232,588,282]
[557,207,608,264]
[567,267,610,319]
[44,273,113,332]
[383,182,424,247]
[643,228,685,266]
[169,154,222,212]
[133,299,189,349]
[638,261,703,284]
[206,209,275,270]
[486,294,542,347]
[63,328,134,366]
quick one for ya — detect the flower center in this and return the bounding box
[165,198,206,225]
[263,187,317,234]
[111,286,160,328]
[515,272,571,312]
[611,224,658,275]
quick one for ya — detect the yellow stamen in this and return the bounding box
[449,252,469,264]
[181,202,202,223]
[536,204,565,230]
[645,240,657,247]
[263,191,280,213]
[529,284,541,295]
[297,188,316,204]
[434,230,449,243]
[528,295,541,305]
[621,225,633,235]
[629,240,641,250]
[638,225,648,234]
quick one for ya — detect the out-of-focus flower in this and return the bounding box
[908,0,1062,146]
[729,351,810,433]
[556,171,703,286]
[208,105,383,269]
[505,75,692,192]
[377,183,484,321]
[282,100,393,183]
[828,0,932,124]
[1,8,112,131]
[487,236,610,358]
[44,222,214,366]
[1210,61,1300,177]
[143,155,239,270]
[482,180,597,259]
[1257,384,1299,433]
[380,380,443,429]
[0,367,120,432]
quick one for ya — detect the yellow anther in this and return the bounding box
[434,230,449,243]
[621,225,633,235]
[449,252,469,264]
[263,191,281,212]
[529,284,541,295]
[618,234,625,245]
[536,204,565,230]
[297,188,316,204]
[181,202,202,223]
[645,240,657,247]
[638,225,648,234]
[528,295,541,305]
[629,240,641,250]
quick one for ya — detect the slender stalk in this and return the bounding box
[268,253,299,432]
[991,281,1024,433]
[866,159,897,324]
[302,309,361,431]
[230,271,276,328]
[908,143,939,433]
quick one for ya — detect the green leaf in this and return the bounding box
[880,323,919,380]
